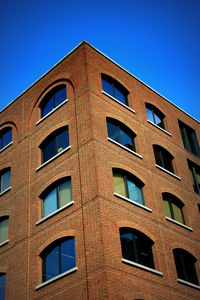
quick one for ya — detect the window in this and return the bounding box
[40,237,76,283]
[162,193,185,224]
[146,103,165,129]
[102,74,129,106]
[40,127,69,163]
[107,118,136,151]
[188,160,200,194]
[0,217,9,245]
[173,249,199,285]
[153,145,174,173]
[0,128,12,150]
[40,85,67,118]
[178,120,200,157]
[0,274,6,300]
[120,228,155,269]
[0,169,11,193]
[113,169,144,205]
[41,178,72,218]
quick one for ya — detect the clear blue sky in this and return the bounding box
[0,0,199,120]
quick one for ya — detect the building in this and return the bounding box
[0,41,200,300]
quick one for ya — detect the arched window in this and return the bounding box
[173,249,199,285]
[0,274,6,300]
[120,228,155,269]
[113,169,144,205]
[40,127,69,164]
[0,127,12,151]
[163,193,185,224]
[107,118,136,152]
[40,178,72,218]
[0,168,11,194]
[40,85,67,118]
[146,103,165,129]
[40,237,76,283]
[0,216,9,245]
[102,74,129,106]
[153,145,174,173]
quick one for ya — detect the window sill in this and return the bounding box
[114,192,152,212]
[36,146,71,172]
[0,141,13,153]
[102,91,136,114]
[0,239,9,247]
[107,137,143,159]
[36,99,68,126]
[177,278,200,290]
[165,217,193,231]
[35,266,78,290]
[122,258,163,276]
[147,120,172,136]
[36,201,74,225]
[155,164,181,181]
[0,187,11,197]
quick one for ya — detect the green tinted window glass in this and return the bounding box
[163,199,171,218]
[172,203,184,224]
[113,173,126,197]
[59,180,72,207]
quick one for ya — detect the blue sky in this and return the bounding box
[0,0,199,120]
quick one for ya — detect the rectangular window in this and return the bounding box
[0,274,6,300]
[188,160,200,194]
[0,218,9,244]
[179,121,200,157]
[113,173,126,197]
[0,169,11,193]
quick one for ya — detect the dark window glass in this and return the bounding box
[173,249,199,285]
[0,128,12,150]
[188,160,200,194]
[41,237,76,282]
[0,217,9,244]
[102,74,129,106]
[113,169,144,205]
[41,179,72,218]
[179,121,200,157]
[0,274,6,300]
[120,228,155,269]
[153,145,174,173]
[146,104,165,129]
[40,127,69,163]
[0,169,11,193]
[163,193,185,224]
[40,85,67,118]
[107,118,136,151]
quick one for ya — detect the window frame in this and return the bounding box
[146,103,165,129]
[178,120,200,157]
[0,216,9,246]
[153,145,174,174]
[187,160,200,195]
[0,168,11,195]
[0,127,12,152]
[163,193,185,225]
[102,74,129,106]
[0,273,6,300]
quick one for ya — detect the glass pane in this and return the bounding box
[154,148,162,166]
[45,246,60,281]
[0,137,3,150]
[189,169,195,185]
[55,87,66,107]
[1,170,10,192]
[120,128,134,151]
[146,108,154,123]
[115,87,127,105]
[43,188,57,217]
[41,96,54,117]
[43,137,56,163]
[120,232,135,262]
[107,121,120,143]
[127,179,143,204]
[56,130,69,154]
[3,129,12,147]
[162,152,174,173]
[102,79,113,96]
[172,203,184,224]
[59,180,72,207]
[154,113,162,127]
[136,234,154,268]
[0,218,8,244]
[61,238,76,273]
[0,274,6,300]
[163,200,171,218]
[113,173,126,197]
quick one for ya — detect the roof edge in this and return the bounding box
[1,40,199,124]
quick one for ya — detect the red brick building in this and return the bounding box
[0,41,200,299]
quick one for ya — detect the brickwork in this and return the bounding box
[0,41,199,299]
